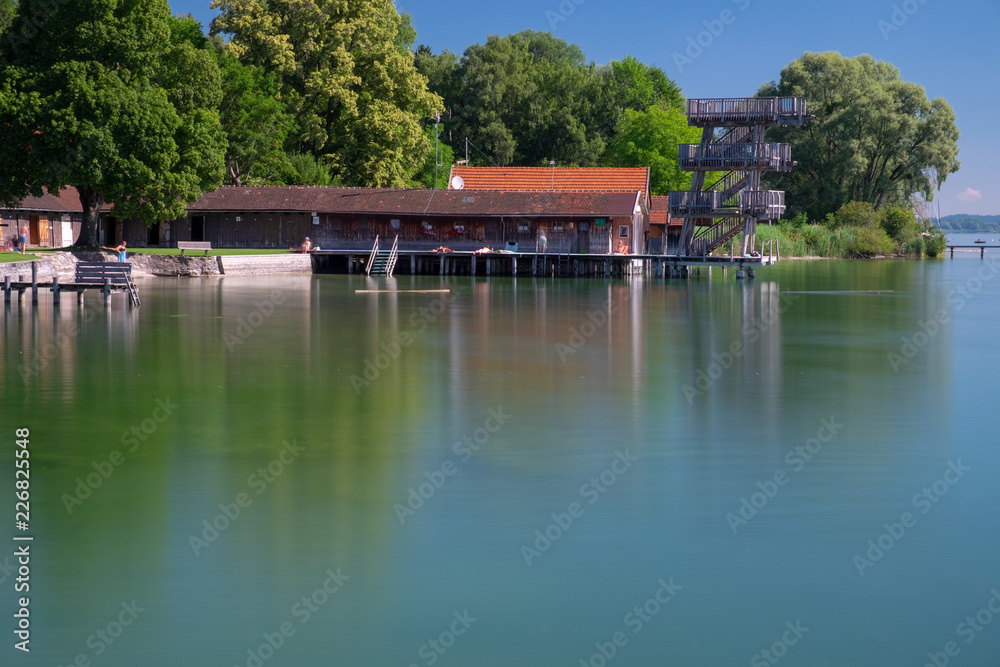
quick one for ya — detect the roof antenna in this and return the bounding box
[549,160,555,191]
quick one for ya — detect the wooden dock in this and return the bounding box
[2,261,139,307]
[947,245,998,259]
[312,247,778,279]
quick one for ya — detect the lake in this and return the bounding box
[2,248,999,666]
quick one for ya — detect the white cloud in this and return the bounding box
[958,188,982,202]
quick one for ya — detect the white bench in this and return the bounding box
[177,241,212,255]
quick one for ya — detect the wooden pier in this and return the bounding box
[947,245,998,259]
[2,261,140,307]
[313,246,778,279]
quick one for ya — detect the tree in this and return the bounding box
[0,0,15,34]
[0,0,226,247]
[603,105,701,195]
[211,0,442,187]
[444,31,606,166]
[215,52,292,186]
[593,56,683,138]
[411,125,455,190]
[758,52,961,221]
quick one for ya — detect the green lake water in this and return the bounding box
[2,249,999,666]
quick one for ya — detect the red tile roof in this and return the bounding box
[3,187,87,213]
[649,195,680,226]
[3,185,641,218]
[448,166,650,199]
[189,187,640,218]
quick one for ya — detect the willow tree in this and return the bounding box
[759,52,961,221]
[0,0,226,248]
[211,0,441,187]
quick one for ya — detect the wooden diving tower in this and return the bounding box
[669,97,813,258]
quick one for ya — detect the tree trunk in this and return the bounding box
[75,186,105,248]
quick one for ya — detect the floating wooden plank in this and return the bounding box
[355,289,451,294]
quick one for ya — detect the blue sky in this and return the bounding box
[175,0,998,216]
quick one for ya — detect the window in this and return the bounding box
[619,225,629,238]
[390,219,401,229]
[518,222,529,232]
[553,222,563,232]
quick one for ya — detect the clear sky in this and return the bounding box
[175,0,998,216]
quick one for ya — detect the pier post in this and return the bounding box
[52,276,60,305]
[18,275,25,303]
[411,254,416,274]
[31,261,38,304]
[950,246,954,259]
[471,254,476,276]
[604,259,611,278]
[511,256,517,276]
[532,255,537,276]
[982,247,986,260]
[3,276,9,304]
[77,290,84,306]
[103,278,111,307]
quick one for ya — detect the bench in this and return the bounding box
[75,261,132,285]
[178,241,212,255]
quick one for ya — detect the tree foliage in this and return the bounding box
[0,0,226,247]
[759,52,960,221]
[210,0,442,187]
[418,32,685,169]
[0,0,15,34]
[603,105,700,195]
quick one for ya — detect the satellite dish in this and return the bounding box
[451,176,465,190]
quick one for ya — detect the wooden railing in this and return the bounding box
[687,97,811,126]
[668,190,785,219]
[678,143,793,171]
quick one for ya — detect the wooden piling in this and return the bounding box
[52,276,60,305]
[3,276,10,304]
[31,261,38,304]
[103,278,111,307]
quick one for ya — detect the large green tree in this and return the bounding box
[0,0,226,247]
[210,0,442,188]
[439,30,605,166]
[418,33,686,170]
[603,105,701,195]
[759,52,961,220]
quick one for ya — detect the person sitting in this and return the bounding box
[617,240,629,254]
[301,237,312,252]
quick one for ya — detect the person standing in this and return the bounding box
[19,224,28,254]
